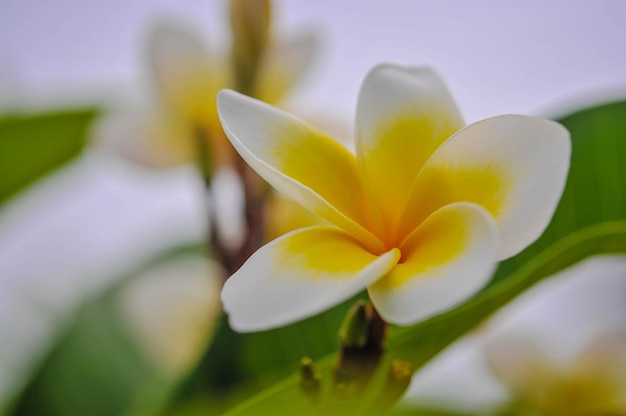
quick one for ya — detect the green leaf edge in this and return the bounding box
[0,108,99,206]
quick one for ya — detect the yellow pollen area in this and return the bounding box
[273,124,372,231]
[361,109,461,242]
[373,207,469,290]
[278,229,379,278]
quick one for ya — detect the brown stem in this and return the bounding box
[365,302,387,352]
[195,126,239,275]
[198,127,268,277]
[232,158,268,271]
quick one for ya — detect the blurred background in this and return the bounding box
[1,1,626,415]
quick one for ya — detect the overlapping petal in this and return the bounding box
[400,115,571,259]
[355,64,464,241]
[369,203,497,325]
[218,90,383,252]
[221,226,400,332]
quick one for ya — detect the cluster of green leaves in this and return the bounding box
[2,99,626,416]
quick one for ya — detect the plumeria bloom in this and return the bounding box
[486,335,626,415]
[100,18,317,169]
[218,63,570,332]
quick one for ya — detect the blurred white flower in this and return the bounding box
[117,254,223,378]
[487,333,626,415]
[98,14,318,170]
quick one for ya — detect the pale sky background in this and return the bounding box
[1,1,626,118]
[1,0,626,409]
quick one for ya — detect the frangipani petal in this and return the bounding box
[148,20,229,126]
[256,30,319,104]
[401,115,570,260]
[222,226,400,332]
[356,64,464,241]
[575,335,626,404]
[218,90,383,252]
[369,203,497,326]
[485,336,560,398]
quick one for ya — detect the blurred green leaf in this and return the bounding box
[390,406,481,416]
[7,296,163,416]
[217,99,626,413]
[3,244,205,416]
[0,109,98,205]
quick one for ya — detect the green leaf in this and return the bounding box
[390,406,480,416]
[3,244,206,416]
[167,293,367,414]
[0,109,98,205]
[6,296,163,416]
[226,222,626,415]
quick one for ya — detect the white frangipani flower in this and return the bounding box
[217,63,571,332]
